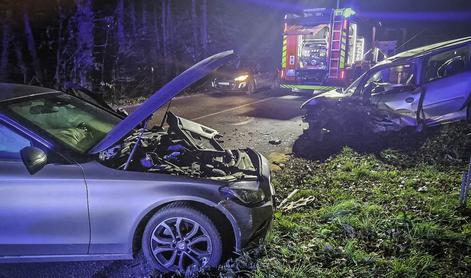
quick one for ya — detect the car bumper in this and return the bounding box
[219,151,275,250]
[211,80,248,92]
[220,197,274,250]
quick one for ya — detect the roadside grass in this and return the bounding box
[251,123,471,278]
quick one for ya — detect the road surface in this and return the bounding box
[0,89,308,278]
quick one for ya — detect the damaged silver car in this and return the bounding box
[301,37,471,141]
[0,51,274,276]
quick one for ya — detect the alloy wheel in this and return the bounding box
[150,217,213,274]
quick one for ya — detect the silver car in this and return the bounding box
[0,51,274,276]
[301,37,471,141]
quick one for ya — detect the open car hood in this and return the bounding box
[89,50,235,154]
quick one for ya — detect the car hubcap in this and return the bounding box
[150,217,212,274]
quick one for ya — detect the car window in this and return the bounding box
[362,64,415,95]
[4,94,120,154]
[0,123,32,160]
[425,45,471,82]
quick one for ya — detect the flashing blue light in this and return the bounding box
[358,11,471,22]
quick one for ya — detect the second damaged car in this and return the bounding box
[301,37,471,142]
[0,51,274,276]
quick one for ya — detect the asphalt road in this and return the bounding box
[0,88,308,278]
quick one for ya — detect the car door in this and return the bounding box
[364,63,421,121]
[421,45,471,122]
[0,122,90,256]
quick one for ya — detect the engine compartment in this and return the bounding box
[99,112,259,182]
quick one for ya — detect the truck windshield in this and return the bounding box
[4,93,120,154]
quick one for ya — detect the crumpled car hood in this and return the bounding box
[300,88,350,109]
[89,50,235,154]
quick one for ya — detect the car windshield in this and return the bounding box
[341,73,365,95]
[4,93,120,154]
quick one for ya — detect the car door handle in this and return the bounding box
[405,97,414,103]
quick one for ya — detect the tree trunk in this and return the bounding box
[200,0,208,57]
[161,0,168,76]
[23,9,43,85]
[13,36,28,83]
[129,0,137,36]
[116,0,126,55]
[75,0,94,89]
[54,1,65,88]
[0,11,12,81]
[141,0,147,35]
[152,0,161,82]
[166,0,175,75]
[191,0,198,61]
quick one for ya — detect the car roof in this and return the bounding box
[0,83,59,103]
[376,37,471,67]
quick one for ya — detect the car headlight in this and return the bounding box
[234,75,249,82]
[220,181,265,206]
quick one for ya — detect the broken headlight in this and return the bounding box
[220,181,265,206]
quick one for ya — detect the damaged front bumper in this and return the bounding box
[218,151,275,250]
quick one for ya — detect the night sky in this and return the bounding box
[1,0,471,87]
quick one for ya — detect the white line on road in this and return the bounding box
[230,117,254,126]
[190,96,277,121]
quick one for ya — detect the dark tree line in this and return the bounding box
[0,0,260,99]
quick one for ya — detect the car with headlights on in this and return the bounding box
[211,58,277,94]
[0,51,274,276]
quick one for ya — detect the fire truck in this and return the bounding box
[279,8,365,92]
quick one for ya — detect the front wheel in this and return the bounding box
[142,203,223,276]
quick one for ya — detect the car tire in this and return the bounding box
[467,102,471,122]
[141,203,223,276]
[247,80,256,95]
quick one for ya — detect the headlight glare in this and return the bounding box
[234,75,249,82]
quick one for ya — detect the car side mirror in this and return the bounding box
[20,146,48,175]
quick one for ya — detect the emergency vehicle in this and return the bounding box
[280,8,365,92]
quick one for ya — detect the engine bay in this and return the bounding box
[99,112,259,182]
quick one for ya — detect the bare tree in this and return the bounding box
[0,10,12,81]
[13,36,28,83]
[201,0,208,57]
[141,0,147,35]
[116,0,126,55]
[161,0,168,76]
[74,0,94,88]
[191,0,199,61]
[23,9,43,84]
[129,0,137,36]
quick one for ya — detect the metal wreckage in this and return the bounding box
[99,112,258,182]
[64,51,260,182]
[301,37,471,142]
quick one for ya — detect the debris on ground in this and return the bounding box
[269,139,282,145]
[268,152,290,172]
